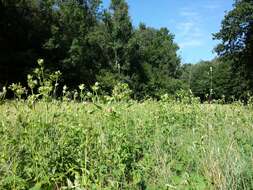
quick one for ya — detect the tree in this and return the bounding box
[182,59,248,101]
[95,0,134,93]
[44,0,103,87]
[107,0,133,74]
[214,0,253,92]
[0,0,184,99]
[0,0,53,87]
[133,25,182,97]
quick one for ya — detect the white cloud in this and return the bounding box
[179,8,198,17]
[176,8,205,49]
[179,39,204,48]
[203,2,220,10]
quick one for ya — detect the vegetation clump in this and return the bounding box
[0,60,253,189]
[1,0,253,189]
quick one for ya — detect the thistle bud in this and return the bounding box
[37,59,44,66]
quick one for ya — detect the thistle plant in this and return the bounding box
[27,74,38,95]
[62,85,71,102]
[175,89,198,104]
[91,82,100,102]
[86,91,93,101]
[29,59,62,101]
[63,85,68,96]
[221,95,226,104]
[0,86,7,102]
[50,71,61,94]
[209,66,213,103]
[38,80,53,100]
[73,90,78,101]
[112,82,132,102]
[160,93,172,102]
[79,84,85,102]
[27,73,39,107]
[104,95,114,104]
[8,83,26,100]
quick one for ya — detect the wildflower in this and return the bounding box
[2,86,6,93]
[63,85,68,95]
[27,74,32,80]
[37,58,44,66]
[92,82,100,92]
[34,68,40,75]
[74,91,78,100]
[87,92,92,97]
[55,71,61,76]
[79,84,85,91]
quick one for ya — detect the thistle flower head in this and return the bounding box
[63,85,67,91]
[37,58,44,66]
[27,74,32,80]
[2,86,6,93]
[87,92,92,97]
[79,84,85,91]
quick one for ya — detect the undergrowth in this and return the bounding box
[0,59,253,189]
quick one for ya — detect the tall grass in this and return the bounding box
[0,100,252,189]
[0,59,252,189]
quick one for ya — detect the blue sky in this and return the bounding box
[102,0,234,63]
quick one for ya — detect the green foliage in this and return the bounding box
[214,0,253,93]
[112,82,132,102]
[175,89,199,104]
[131,25,182,98]
[0,86,7,103]
[180,59,252,102]
[8,83,27,100]
[214,0,253,57]
[0,100,253,189]
[0,0,53,85]
[0,0,182,99]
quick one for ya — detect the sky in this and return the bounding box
[102,0,234,63]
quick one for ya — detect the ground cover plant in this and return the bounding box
[1,0,253,189]
[1,99,253,190]
[1,81,253,189]
[0,60,253,189]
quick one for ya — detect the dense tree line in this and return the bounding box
[180,59,246,101]
[0,0,252,100]
[0,0,182,99]
[181,0,253,101]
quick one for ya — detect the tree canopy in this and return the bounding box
[0,0,183,99]
[0,0,253,101]
[214,0,253,93]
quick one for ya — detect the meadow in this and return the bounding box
[1,0,253,189]
[0,59,253,189]
[0,99,253,190]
